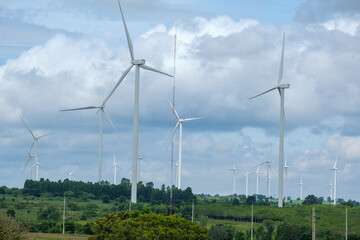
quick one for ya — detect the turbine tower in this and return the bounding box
[112,153,120,185]
[284,157,290,203]
[164,93,204,189]
[229,159,237,195]
[299,176,303,200]
[60,85,119,182]
[257,149,272,198]
[244,169,251,198]
[250,33,289,207]
[20,116,52,181]
[329,159,338,205]
[328,180,333,201]
[137,157,145,183]
[254,165,260,195]
[104,0,173,203]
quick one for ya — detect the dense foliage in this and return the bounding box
[91,209,210,239]
[0,212,26,239]
[23,178,194,204]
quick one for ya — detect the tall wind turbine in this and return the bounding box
[65,170,74,181]
[329,159,338,205]
[229,159,237,195]
[284,157,290,203]
[299,176,303,200]
[112,153,120,184]
[328,180,333,201]
[244,169,251,198]
[60,87,119,182]
[103,0,173,203]
[20,116,52,181]
[164,93,204,189]
[250,33,289,207]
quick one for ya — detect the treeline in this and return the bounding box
[22,178,194,204]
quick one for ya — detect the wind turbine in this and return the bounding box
[244,169,251,198]
[22,143,35,179]
[299,176,303,200]
[284,157,290,203]
[20,116,52,181]
[112,153,120,184]
[250,33,289,207]
[229,159,237,195]
[103,0,173,203]
[329,159,338,205]
[170,161,179,188]
[164,93,205,189]
[60,85,119,182]
[257,150,273,198]
[253,165,260,195]
[328,180,333,201]
[137,157,145,183]
[65,170,74,181]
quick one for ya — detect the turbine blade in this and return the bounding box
[183,117,206,122]
[102,75,116,105]
[162,91,180,120]
[165,122,179,152]
[20,116,36,140]
[102,64,133,105]
[60,106,99,111]
[249,87,277,99]
[277,32,285,85]
[334,159,337,168]
[37,132,54,139]
[141,64,173,78]
[103,110,120,138]
[117,0,134,61]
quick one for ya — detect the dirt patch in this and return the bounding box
[26,232,91,239]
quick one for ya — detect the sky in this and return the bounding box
[1,0,360,202]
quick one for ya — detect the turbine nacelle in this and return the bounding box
[277,83,290,89]
[131,59,146,65]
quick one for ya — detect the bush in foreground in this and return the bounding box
[91,208,210,239]
[0,212,26,239]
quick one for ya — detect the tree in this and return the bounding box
[91,210,210,239]
[6,209,16,218]
[208,225,232,240]
[245,195,256,205]
[302,195,318,205]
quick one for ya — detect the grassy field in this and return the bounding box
[26,232,90,239]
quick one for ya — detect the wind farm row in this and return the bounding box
[18,0,344,208]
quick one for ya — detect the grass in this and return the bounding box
[26,232,90,239]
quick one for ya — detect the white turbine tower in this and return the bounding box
[328,180,333,201]
[257,151,272,198]
[299,176,303,200]
[60,87,119,182]
[164,93,204,189]
[250,33,289,207]
[244,169,251,198]
[112,153,120,185]
[254,165,260,195]
[171,161,179,188]
[137,157,145,183]
[65,170,74,181]
[329,159,338,205]
[229,159,237,195]
[20,116,52,181]
[284,157,290,203]
[103,0,173,203]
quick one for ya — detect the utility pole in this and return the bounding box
[251,204,254,240]
[346,207,348,240]
[62,193,66,234]
[192,200,194,223]
[312,206,315,240]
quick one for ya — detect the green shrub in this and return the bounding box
[0,212,26,239]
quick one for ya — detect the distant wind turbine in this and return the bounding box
[250,33,289,207]
[299,176,303,200]
[103,0,173,203]
[65,170,74,181]
[171,161,179,188]
[20,116,53,181]
[137,157,145,183]
[328,180,333,201]
[164,93,205,189]
[253,165,260,195]
[112,153,120,185]
[244,169,251,198]
[329,159,338,205]
[229,159,237,195]
[257,148,273,198]
[60,82,119,182]
[22,143,34,179]
[284,157,290,203]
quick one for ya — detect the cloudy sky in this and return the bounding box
[1,0,360,202]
